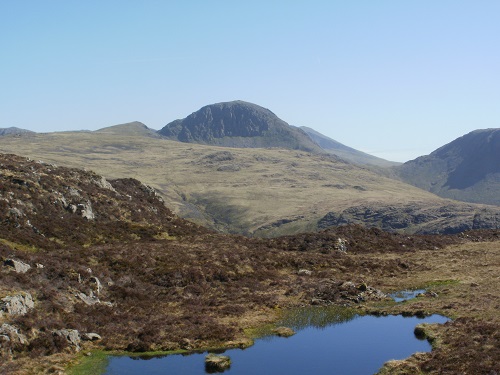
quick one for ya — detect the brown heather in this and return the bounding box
[0,153,498,374]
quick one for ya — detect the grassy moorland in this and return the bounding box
[0,154,498,374]
[1,130,499,237]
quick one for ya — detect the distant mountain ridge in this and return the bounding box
[300,126,399,167]
[158,101,324,153]
[395,128,500,205]
[0,127,34,136]
[96,121,161,138]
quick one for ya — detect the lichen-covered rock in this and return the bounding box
[0,324,28,346]
[89,276,102,296]
[205,353,231,372]
[335,238,348,253]
[3,259,31,273]
[0,292,34,315]
[78,200,95,220]
[53,329,81,351]
[81,332,101,341]
[76,292,100,306]
[297,269,312,276]
[94,176,116,192]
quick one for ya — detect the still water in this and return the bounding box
[104,308,447,375]
[389,289,426,303]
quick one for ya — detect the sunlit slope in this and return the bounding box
[1,130,499,236]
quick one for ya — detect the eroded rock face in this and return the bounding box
[0,293,34,316]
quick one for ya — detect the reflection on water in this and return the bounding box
[104,307,448,375]
[390,289,426,302]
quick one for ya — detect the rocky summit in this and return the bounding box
[158,100,323,152]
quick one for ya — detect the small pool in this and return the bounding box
[390,289,426,302]
[104,307,448,375]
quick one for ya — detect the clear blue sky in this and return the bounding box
[1,1,499,162]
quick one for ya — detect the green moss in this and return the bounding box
[0,238,38,253]
[66,351,109,375]
[66,349,189,375]
[423,279,459,288]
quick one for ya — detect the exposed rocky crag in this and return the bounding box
[395,128,500,206]
[318,202,500,234]
[158,101,324,152]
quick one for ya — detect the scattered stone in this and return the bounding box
[76,292,100,306]
[36,263,44,269]
[89,276,102,296]
[335,238,348,253]
[205,353,231,372]
[272,327,296,337]
[339,281,356,291]
[94,176,116,192]
[297,269,312,276]
[53,329,81,351]
[0,292,34,316]
[77,200,95,220]
[81,333,102,341]
[0,324,28,345]
[180,338,192,350]
[3,259,31,273]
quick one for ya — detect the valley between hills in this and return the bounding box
[1,128,499,238]
[0,101,499,374]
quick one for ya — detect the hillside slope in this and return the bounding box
[0,153,498,375]
[158,101,324,153]
[300,126,399,168]
[395,128,500,205]
[1,131,500,236]
[95,121,161,138]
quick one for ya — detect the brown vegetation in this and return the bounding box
[0,153,498,374]
[2,131,499,237]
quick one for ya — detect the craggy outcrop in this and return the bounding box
[158,101,323,152]
[319,203,500,234]
[0,293,34,316]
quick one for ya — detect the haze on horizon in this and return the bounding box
[1,1,499,163]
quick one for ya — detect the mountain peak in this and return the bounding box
[158,101,323,152]
[396,128,500,205]
[95,121,160,137]
[0,127,34,136]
